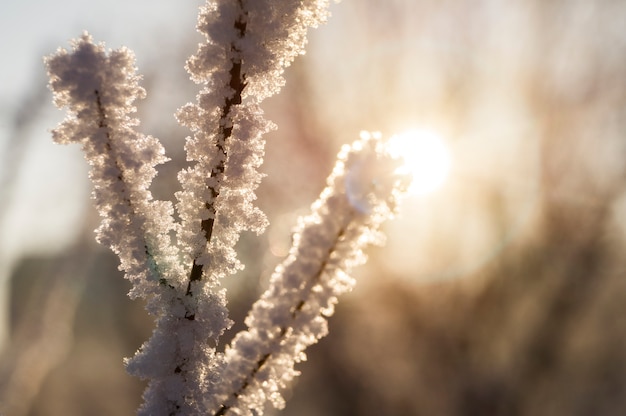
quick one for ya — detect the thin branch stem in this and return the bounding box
[94,89,159,279]
[185,3,248,307]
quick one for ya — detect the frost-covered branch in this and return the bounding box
[211,135,407,415]
[45,34,181,304]
[45,1,412,415]
[181,0,249,297]
[123,1,332,414]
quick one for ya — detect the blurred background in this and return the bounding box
[2,0,626,415]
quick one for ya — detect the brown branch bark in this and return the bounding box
[185,4,248,311]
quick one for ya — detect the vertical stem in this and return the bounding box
[185,3,248,307]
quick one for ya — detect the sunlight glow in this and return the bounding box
[387,129,452,195]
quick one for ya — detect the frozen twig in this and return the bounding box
[45,2,410,415]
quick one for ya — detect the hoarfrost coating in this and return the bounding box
[46,1,409,415]
[209,136,406,414]
[45,34,182,300]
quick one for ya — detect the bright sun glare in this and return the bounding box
[387,129,452,195]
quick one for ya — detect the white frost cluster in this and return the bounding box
[45,1,407,416]
[45,34,183,300]
[210,135,405,415]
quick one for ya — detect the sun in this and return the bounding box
[387,129,452,195]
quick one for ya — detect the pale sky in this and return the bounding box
[1,0,201,101]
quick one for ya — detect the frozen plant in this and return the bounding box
[45,1,408,415]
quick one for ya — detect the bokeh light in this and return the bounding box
[387,129,451,196]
